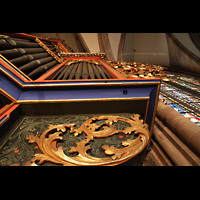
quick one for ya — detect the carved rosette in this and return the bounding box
[25,115,149,166]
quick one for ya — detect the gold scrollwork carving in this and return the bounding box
[64,59,100,66]
[35,38,64,63]
[24,114,149,166]
[61,52,106,59]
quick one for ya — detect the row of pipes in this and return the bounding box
[152,101,200,166]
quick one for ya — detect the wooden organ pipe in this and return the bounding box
[156,101,200,157]
[153,125,192,166]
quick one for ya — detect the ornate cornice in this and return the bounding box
[60,52,106,59]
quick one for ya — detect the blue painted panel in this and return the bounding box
[0,61,160,134]
[19,85,156,101]
[23,79,160,86]
[0,63,28,84]
[0,70,22,100]
[0,115,7,123]
[146,86,159,130]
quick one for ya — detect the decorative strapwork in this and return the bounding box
[25,114,149,166]
[45,36,74,52]
[35,38,65,63]
[61,52,106,59]
[51,41,68,59]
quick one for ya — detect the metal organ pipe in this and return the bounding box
[0,36,59,80]
[82,62,89,79]
[0,35,113,81]
[75,62,83,79]
[68,62,79,79]
[10,52,50,66]
[57,65,70,80]
[28,60,58,78]
[19,56,54,71]
[88,63,95,79]
[62,64,75,80]
[96,65,107,79]
[91,63,101,79]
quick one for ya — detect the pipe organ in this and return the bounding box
[1,33,200,166]
[0,33,160,166]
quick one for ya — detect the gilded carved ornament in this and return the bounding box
[35,38,65,63]
[25,114,149,166]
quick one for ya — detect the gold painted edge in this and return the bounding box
[0,115,9,127]
[147,83,161,149]
[0,54,32,81]
[21,81,160,88]
[35,37,64,63]
[0,102,15,116]
[0,66,160,88]
[0,88,17,102]
[17,97,150,104]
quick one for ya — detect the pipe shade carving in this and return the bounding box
[25,115,149,166]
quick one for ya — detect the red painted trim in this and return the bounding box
[0,104,19,121]
[2,33,71,53]
[65,57,102,60]
[32,77,160,83]
[0,104,9,112]
[57,42,69,53]
[98,60,125,79]
[33,78,132,83]
[127,77,161,80]
[0,58,31,81]
[2,33,56,42]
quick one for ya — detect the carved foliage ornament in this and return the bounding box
[61,52,106,59]
[35,38,65,63]
[25,115,149,166]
